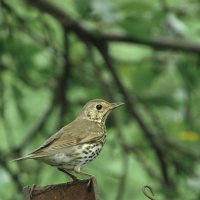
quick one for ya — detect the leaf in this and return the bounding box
[179,131,200,142]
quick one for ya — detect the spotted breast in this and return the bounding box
[41,134,107,170]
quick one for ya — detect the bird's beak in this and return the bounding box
[111,102,124,109]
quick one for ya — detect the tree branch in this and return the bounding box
[25,0,200,54]
[102,34,200,54]
[88,46,163,185]
[55,28,72,127]
[95,42,172,186]
[25,0,199,188]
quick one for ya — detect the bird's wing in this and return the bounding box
[16,119,104,160]
[41,119,104,150]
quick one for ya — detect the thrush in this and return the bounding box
[15,99,124,180]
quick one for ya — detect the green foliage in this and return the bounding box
[1,0,200,200]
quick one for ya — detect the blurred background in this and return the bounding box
[1,0,200,199]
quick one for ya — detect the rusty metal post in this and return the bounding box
[23,178,98,200]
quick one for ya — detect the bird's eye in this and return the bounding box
[96,104,102,110]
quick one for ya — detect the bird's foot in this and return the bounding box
[73,166,94,190]
[87,178,93,191]
[58,168,78,182]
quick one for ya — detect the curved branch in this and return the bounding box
[26,0,200,54]
[95,42,171,186]
[102,34,200,54]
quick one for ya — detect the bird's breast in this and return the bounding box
[41,134,107,170]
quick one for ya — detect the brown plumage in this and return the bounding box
[15,99,124,179]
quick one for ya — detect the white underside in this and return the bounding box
[40,143,103,170]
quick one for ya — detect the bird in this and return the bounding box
[15,99,124,180]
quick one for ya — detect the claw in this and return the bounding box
[87,179,93,191]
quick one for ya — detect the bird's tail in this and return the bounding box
[13,154,34,161]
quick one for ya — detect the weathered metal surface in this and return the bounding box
[23,178,98,200]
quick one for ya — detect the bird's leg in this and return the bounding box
[74,166,94,189]
[58,168,78,181]
[74,166,93,177]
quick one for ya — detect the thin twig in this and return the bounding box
[55,28,72,127]
[142,185,156,200]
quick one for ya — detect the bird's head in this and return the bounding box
[78,99,124,124]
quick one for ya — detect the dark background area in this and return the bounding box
[1,0,200,199]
